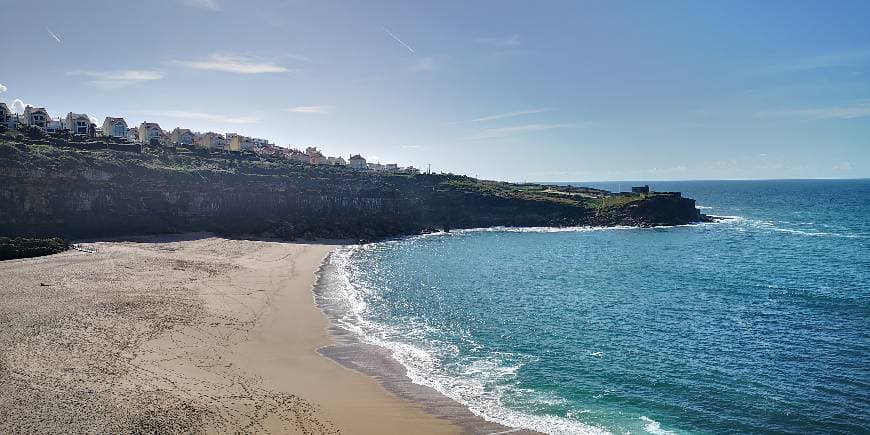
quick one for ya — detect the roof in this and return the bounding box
[350,154,364,160]
[67,112,89,119]
[104,116,126,124]
[140,122,161,129]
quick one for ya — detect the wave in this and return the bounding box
[326,246,611,435]
[731,218,867,239]
[640,416,678,435]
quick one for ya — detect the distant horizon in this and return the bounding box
[536,177,870,184]
[2,1,868,180]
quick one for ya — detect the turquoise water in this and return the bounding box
[328,180,870,434]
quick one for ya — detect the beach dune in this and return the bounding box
[0,235,459,434]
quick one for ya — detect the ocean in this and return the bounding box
[319,179,870,434]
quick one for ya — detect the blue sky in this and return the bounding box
[1,0,868,181]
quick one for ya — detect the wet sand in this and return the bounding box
[0,234,461,433]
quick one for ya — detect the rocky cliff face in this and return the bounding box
[0,142,702,240]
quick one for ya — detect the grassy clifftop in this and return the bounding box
[0,131,702,241]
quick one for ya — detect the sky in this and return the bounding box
[1,0,869,182]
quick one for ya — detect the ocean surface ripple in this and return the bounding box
[327,179,870,434]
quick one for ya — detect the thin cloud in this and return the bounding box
[409,57,435,72]
[383,27,415,53]
[468,123,574,140]
[772,48,870,72]
[401,145,423,149]
[157,110,259,124]
[476,35,521,48]
[183,0,221,11]
[286,106,330,114]
[46,27,61,43]
[757,102,870,119]
[460,108,549,123]
[175,53,291,74]
[69,70,164,89]
[0,83,6,93]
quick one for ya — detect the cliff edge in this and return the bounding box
[0,137,703,241]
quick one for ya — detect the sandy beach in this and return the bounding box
[0,234,462,433]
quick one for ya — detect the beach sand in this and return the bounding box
[0,234,462,433]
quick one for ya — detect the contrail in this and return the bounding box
[382,27,415,53]
[46,27,61,43]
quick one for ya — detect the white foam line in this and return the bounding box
[328,245,611,435]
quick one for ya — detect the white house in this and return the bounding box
[101,117,128,139]
[349,154,367,170]
[64,112,91,136]
[46,118,63,133]
[22,106,49,129]
[139,122,163,145]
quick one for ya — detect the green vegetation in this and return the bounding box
[0,237,69,261]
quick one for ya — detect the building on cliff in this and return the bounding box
[197,132,228,151]
[349,154,367,170]
[139,122,163,145]
[64,113,92,136]
[170,128,195,146]
[22,106,49,129]
[102,117,128,139]
[0,103,12,128]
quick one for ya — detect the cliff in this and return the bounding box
[0,136,703,241]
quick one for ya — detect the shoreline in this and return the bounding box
[313,248,540,435]
[0,234,462,433]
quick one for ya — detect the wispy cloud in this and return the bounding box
[383,27,415,53]
[460,108,549,123]
[401,145,423,149]
[409,57,435,72]
[69,69,165,89]
[175,53,291,74]
[0,83,6,94]
[286,106,330,114]
[45,27,61,44]
[183,0,221,11]
[157,110,259,124]
[468,123,574,139]
[772,48,870,72]
[476,34,521,48]
[757,102,870,119]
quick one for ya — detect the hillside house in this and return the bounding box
[197,132,227,150]
[64,112,91,136]
[349,154,367,170]
[46,118,63,133]
[327,156,347,166]
[127,126,138,142]
[306,147,327,165]
[289,149,309,163]
[0,103,11,128]
[170,128,195,146]
[227,133,253,152]
[101,117,128,139]
[22,106,49,129]
[139,122,163,145]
